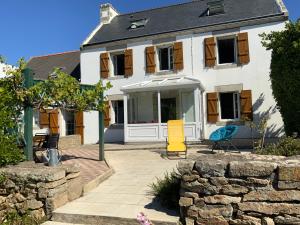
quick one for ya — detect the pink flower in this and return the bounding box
[137,212,152,225]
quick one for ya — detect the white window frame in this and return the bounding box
[110,50,125,77]
[216,35,237,66]
[218,91,240,121]
[156,44,174,72]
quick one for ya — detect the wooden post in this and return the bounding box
[23,68,34,161]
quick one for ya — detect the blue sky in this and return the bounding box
[0,0,299,65]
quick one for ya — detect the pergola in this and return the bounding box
[23,68,105,162]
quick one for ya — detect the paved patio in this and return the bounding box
[61,146,110,185]
[52,147,193,224]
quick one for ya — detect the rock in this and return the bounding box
[0,196,6,205]
[46,191,68,214]
[210,177,228,186]
[178,160,195,175]
[262,217,275,225]
[238,215,261,225]
[67,177,83,201]
[179,197,193,207]
[279,166,300,181]
[198,205,233,219]
[15,193,26,202]
[197,216,229,225]
[183,174,200,182]
[59,163,80,174]
[278,181,300,190]
[47,183,67,198]
[246,178,270,187]
[187,206,199,219]
[27,199,43,210]
[37,177,66,189]
[182,180,219,195]
[238,202,300,215]
[243,190,300,202]
[195,160,228,178]
[204,195,241,205]
[274,215,300,224]
[221,184,248,196]
[186,218,195,225]
[229,161,277,178]
[30,208,46,221]
[194,198,206,208]
[65,172,80,180]
[180,191,199,199]
[228,178,248,186]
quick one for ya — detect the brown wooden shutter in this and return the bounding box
[145,46,156,74]
[240,90,253,121]
[100,52,110,78]
[39,109,49,128]
[205,37,216,68]
[237,32,250,64]
[207,92,219,123]
[75,111,84,144]
[124,49,133,77]
[49,109,59,134]
[103,101,111,128]
[174,42,184,71]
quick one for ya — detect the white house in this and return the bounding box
[80,0,289,144]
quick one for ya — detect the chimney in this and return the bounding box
[100,3,119,24]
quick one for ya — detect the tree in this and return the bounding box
[0,57,111,166]
[260,20,300,135]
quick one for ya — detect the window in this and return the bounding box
[112,100,124,124]
[129,19,148,30]
[217,38,236,64]
[219,92,239,120]
[65,111,75,135]
[207,0,225,16]
[112,53,125,76]
[127,92,158,124]
[158,46,174,71]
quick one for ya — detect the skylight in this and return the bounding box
[207,0,224,16]
[129,19,148,30]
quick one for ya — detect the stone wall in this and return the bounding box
[0,162,83,222]
[59,135,81,150]
[178,153,300,225]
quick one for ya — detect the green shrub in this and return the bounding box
[2,211,43,225]
[256,137,300,156]
[149,171,180,210]
[261,20,300,135]
[0,135,24,167]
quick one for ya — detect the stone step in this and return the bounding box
[51,212,179,225]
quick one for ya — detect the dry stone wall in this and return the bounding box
[178,153,300,225]
[0,162,83,222]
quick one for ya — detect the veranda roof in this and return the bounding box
[121,76,205,92]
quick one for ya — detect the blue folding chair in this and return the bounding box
[209,125,239,152]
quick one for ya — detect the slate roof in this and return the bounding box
[84,0,284,47]
[27,51,80,81]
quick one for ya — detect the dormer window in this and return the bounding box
[129,19,148,30]
[207,0,224,16]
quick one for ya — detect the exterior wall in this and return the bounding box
[81,21,286,143]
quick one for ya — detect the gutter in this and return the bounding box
[81,13,287,49]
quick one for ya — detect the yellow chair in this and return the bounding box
[166,120,187,158]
